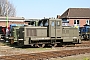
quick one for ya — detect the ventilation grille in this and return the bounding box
[26,28,37,36]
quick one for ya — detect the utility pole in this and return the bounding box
[6,0,8,28]
[5,0,9,41]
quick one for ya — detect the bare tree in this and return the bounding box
[0,0,16,17]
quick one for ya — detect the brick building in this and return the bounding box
[60,8,90,27]
[0,17,25,27]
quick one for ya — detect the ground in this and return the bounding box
[50,53,90,60]
[0,42,90,60]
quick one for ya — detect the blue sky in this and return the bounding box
[9,0,90,19]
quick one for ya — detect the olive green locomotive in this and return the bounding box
[10,19,81,47]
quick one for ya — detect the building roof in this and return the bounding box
[25,19,41,22]
[60,8,90,19]
[0,17,25,22]
[0,17,25,20]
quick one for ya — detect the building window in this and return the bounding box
[77,20,79,24]
[74,20,79,24]
[74,20,76,24]
[62,19,69,23]
[87,20,88,23]
[86,20,90,25]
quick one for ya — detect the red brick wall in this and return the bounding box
[0,21,6,27]
[69,19,87,27]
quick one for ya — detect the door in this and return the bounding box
[50,20,55,37]
[56,20,62,37]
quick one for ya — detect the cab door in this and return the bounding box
[55,20,62,38]
[49,20,56,37]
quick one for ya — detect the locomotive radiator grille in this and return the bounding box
[26,28,37,36]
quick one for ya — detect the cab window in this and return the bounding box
[51,21,55,26]
[56,21,60,26]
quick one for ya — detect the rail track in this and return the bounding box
[75,41,90,47]
[0,41,90,60]
[0,48,90,60]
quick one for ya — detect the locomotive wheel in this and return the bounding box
[34,44,40,48]
[52,43,57,47]
[30,44,34,47]
[42,44,45,48]
[39,44,45,48]
[83,35,88,40]
[10,39,14,45]
[54,44,57,47]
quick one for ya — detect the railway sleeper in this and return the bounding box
[12,55,36,59]
[39,53,56,58]
[34,53,49,58]
[30,53,48,59]
[49,53,61,58]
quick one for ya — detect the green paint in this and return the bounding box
[6,16,8,28]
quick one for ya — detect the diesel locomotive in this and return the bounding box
[80,24,90,40]
[8,18,81,47]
